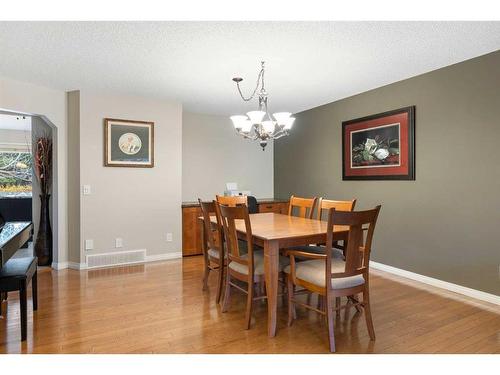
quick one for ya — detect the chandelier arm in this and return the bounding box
[272,130,289,139]
[235,128,259,140]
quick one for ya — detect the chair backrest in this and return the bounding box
[316,198,356,220]
[324,206,381,282]
[217,203,255,273]
[247,195,259,214]
[198,199,223,256]
[288,195,318,219]
[216,195,248,207]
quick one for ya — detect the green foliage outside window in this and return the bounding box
[0,152,33,193]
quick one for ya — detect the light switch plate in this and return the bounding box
[115,238,123,248]
[83,185,91,195]
[85,239,94,250]
[166,233,173,242]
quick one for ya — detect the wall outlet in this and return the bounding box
[83,185,91,195]
[85,239,94,250]
[115,238,123,248]
[166,233,173,242]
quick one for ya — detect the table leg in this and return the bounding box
[264,239,279,337]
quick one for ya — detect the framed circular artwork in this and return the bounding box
[104,118,154,168]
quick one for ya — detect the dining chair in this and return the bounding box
[218,203,289,329]
[198,199,225,304]
[216,195,248,207]
[286,197,356,267]
[285,205,381,352]
[302,198,358,311]
[304,198,357,257]
[287,195,318,219]
[316,198,356,220]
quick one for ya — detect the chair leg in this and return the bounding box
[245,279,254,330]
[363,289,376,341]
[281,275,286,306]
[335,297,341,318]
[221,272,231,313]
[215,264,224,304]
[202,262,210,291]
[326,294,336,353]
[20,281,27,341]
[287,275,295,327]
[32,271,38,311]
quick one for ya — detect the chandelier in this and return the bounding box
[230,61,295,150]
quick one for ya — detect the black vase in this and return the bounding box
[35,194,52,266]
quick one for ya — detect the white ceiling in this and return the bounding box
[0,113,31,131]
[0,22,499,115]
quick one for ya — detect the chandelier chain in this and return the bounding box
[235,61,265,102]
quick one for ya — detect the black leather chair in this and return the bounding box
[0,256,38,341]
[247,196,259,214]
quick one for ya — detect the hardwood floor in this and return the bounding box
[0,256,498,354]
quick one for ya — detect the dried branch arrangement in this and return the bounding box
[34,136,53,196]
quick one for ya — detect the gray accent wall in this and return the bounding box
[274,51,500,295]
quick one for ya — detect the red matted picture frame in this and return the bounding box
[342,106,415,180]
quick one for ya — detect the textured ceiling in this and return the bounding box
[0,22,499,115]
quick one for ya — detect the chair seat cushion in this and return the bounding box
[229,250,289,276]
[283,258,365,290]
[288,245,344,259]
[208,237,262,259]
[207,248,222,259]
[0,256,37,279]
[0,256,37,292]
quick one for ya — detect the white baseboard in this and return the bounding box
[370,261,500,306]
[52,251,182,270]
[145,252,182,263]
[51,261,68,270]
[69,262,87,270]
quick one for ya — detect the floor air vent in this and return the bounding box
[85,249,146,269]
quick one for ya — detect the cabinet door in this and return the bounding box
[182,207,203,256]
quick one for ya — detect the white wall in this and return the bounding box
[0,78,271,269]
[75,91,183,263]
[0,76,68,267]
[182,111,274,201]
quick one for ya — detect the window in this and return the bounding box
[0,151,32,197]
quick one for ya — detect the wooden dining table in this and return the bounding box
[205,212,350,337]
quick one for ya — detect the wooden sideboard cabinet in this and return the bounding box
[182,206,203,256]
[181,198,288,256]
[258,202,288,214]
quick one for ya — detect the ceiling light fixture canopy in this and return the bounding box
[230,61,294,150]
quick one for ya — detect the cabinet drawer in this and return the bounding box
[259,202,287,214]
